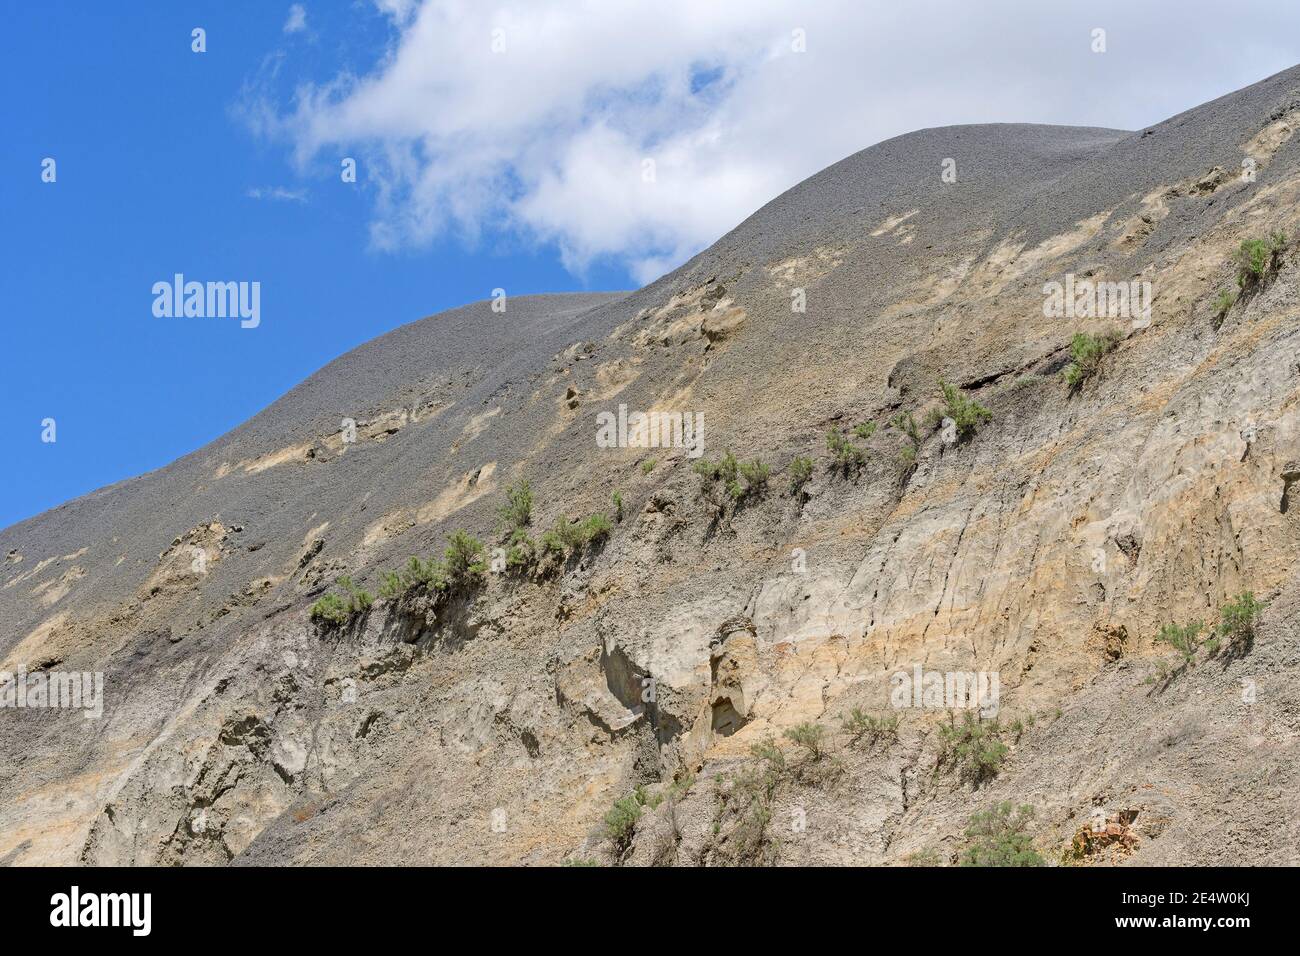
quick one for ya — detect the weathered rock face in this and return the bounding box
[5,68,1300,867]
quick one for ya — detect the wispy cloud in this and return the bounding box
[283,4,307,35]
[246,186,308,203]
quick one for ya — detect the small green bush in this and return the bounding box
[783,722,829,761]
[853,422,878,441]
[1218,591,1265,649]
[843,707,900,747]
[960,802,1044,867]
[497,480,533,530]
[640,459,657,475]
[1211,288,1237,323]
[612,491,624,522]
[444,530,487,588]
[309,592,349,626]
[1062,330,1121,389]
[788,456,814,493]
[937,712,1008,782]
[311,576,372,626]
[1236,231,1287,290]
[1155,620,1203,666]
[938,381,992,439]
[604,790,647,852]
[695,451,768,501]
[826,429,867,472]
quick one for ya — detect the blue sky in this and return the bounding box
[0,2,630,529]
[5,1,1300,530]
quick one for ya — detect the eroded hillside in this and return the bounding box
[4,67,1300,867]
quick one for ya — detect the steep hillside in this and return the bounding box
[5,66,1300,866]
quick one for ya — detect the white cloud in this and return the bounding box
[284,4,307,35]
[254,0,1300,284]
[247,186,308,203]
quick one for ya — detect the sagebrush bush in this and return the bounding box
[497,480,533,530]
[843,707,900,747]
[937,712,1008,782]
[788,456,814,493]
[826,429,866,472]
[960,802,1044,867]
[695,451,769,501]
[1062,330,1121,388]
[1155,620,1203,665]
[938,381,992,439]
[1236,231,1287,290]
[443,530,487,588]
[783,722,828,760]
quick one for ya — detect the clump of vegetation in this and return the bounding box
[1062,330,1122,389]
[694,451,770,502]
[788,456,814,495]
[443,530,488,589]
[605,788,650,854]
[938,381,992,440]
[640,459,657,475]
[497,480,533,531]
[1211,288,1237,326]
[853,422,878,441]
[504,528,537,572]
[843,708,900,748]
[1236,231,1288,291]
[1155,620,1204,666]
[310,576,373,627]
[378,555,446,598]
[309,592,349,626]
[1150,592,1266,683]
[612,490,625,522]
[561,857,601,867]
[1217,591,1265,652]
[826,428,867,473]
[784,722,829,761]
[936,712,1008,784]
[540,513,612,560]
[960,802,1045,867]
[711,737,786,865]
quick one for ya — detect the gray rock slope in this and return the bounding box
[4,65,1300,866]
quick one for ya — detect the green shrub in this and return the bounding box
[309,592,349,626]
[612,491,624,522]
[843,707,900,747]
[826,429,867,472]
[1211,288,1237,323]
[640,459,657,475]
[890,411,921,448]
[1236,231,1287,290]
[604,790,647,852]
[788,456,814,494]
[783,722,829,761]
[311,576,372,626]
[444,531,487,588]
[1155,620,1203,666]
[505,529,537,571]
[960,802,1044,867]
[695,451,768,501]
[497,480,533,530]
[1062,330,1121,388]
[853,422,878,441]
[938,381,992,439]
[1218,591,1265,649]
[937,712,1008,782]
[540,513,611,559]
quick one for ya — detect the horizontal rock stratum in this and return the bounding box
[5,66,1300,867]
